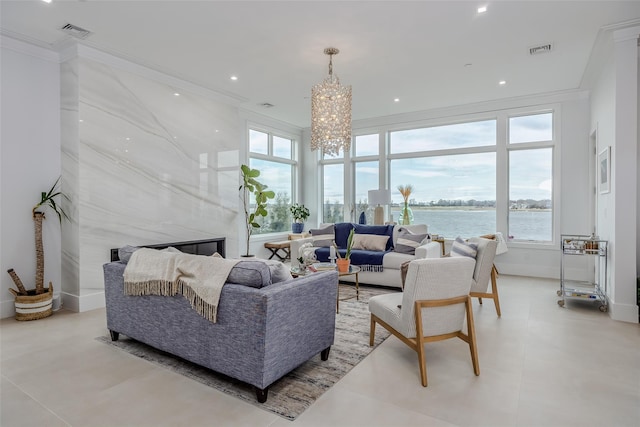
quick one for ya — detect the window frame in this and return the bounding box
[319,105,560,248]
[247,124,299,236]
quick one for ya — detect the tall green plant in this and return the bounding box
[239,165,275,256]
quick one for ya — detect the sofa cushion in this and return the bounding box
[383,251,415,270]
[334,223,356,248]
[352,234,390,251]
[450,236,478,259]
[395,227,429,255]
[262,259,293,283]
[310,224,335,247]
[226,260,273,288]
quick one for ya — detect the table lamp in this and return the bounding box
[368,189,391,225]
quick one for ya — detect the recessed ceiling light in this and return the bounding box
[464,63,473,68]
[174,92,180,96]
[394,98,400,103]
[230,75,238,81]
[499,80,507,85]
[42,0,52,3]
[477,6,487,14]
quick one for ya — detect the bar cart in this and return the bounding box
[558,234,608,312]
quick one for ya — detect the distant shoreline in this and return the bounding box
[390,206,551,212]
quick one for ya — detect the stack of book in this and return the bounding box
[309,262,336,272]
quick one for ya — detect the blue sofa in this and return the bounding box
[103,244,338,403]
[291,223,441,288]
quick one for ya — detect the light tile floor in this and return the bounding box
[2,275,639,427]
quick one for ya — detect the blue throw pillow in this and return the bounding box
[334,223,356,248]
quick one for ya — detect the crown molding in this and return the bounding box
[0,32,59,63]
[347,89,588,131]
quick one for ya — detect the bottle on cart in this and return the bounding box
[586,233,599,251]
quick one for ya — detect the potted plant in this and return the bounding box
[239,164,275,257]
[334,228,355,272]
[7,177,70,320]
[289,203,310,233]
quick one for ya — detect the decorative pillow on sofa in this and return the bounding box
[395,228,429,255]
[226,260,273,288]
[450,236,478,259]
[351,234,390,251]
[353,224,394,251]
[261,259,293,283]
[310,225,335,247]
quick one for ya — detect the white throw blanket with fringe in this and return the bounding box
[123,248,239,323]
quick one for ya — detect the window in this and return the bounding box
[320,109,556,243]
[248,128,297,234]
[508,113,554,242]
[390,120,496,154]
[509,113,553,144]
[389,153,496,237]
[323,163,344,223]
[354,161,379,224]
[388,120,497,237]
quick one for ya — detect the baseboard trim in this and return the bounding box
[61,291,105,313]
[609,301,639,323]
[496,263,557,279]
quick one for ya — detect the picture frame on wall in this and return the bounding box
[598,146,610,194]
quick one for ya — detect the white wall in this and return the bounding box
[58,45,243,313]
[589,26,639,323]
[1,37,62,317]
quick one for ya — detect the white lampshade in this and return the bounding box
[368,189,391,225]
[368,189,391,206]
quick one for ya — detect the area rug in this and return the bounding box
[96,284,393,421]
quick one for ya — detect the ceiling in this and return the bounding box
[2,1,640,128]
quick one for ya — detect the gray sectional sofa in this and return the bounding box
[104,240,338,403]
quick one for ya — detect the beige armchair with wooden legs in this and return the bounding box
[468,237,500,317]
[368,257,479,387]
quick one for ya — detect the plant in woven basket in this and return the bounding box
[7,177,70,319]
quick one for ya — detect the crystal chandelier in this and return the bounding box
[311,47,352,156]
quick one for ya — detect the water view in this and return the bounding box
[390,207,552,241]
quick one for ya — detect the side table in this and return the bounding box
[264,240,291,261]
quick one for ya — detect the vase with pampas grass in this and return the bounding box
[398,184,414,225]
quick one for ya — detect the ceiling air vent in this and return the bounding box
[529,43,553,55]
[60,23,92,39]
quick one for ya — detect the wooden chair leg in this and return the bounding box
[414,305,428,387]
[465,297,480,376]
[491,266,501,317]
[369,316,376,346]
[417,340,428,387]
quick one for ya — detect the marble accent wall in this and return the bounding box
[62,55,240,311]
